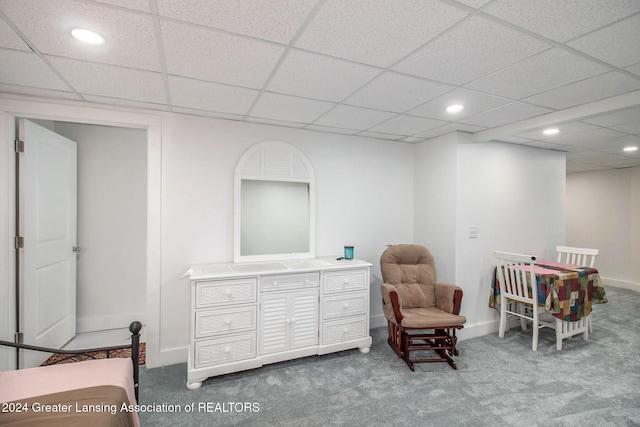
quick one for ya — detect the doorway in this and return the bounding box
[0,97,162,371]
[16,119,147,367]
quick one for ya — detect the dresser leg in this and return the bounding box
[359,346,370,354]
[186,381,202,390]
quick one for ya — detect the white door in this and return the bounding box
[17,119,78,368]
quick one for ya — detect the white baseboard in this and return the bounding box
[76,311,146,334]
[370,313,500,342]
[601,277,640,293]
[154,346,188,369]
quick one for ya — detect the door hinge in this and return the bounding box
[15,331,23,344]
[15,236,24,249]
[14,139,24,153]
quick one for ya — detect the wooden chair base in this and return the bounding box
[387,321,462,371]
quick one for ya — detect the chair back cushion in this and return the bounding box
[380,244,437,308]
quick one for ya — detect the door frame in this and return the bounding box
[0,95,161,369]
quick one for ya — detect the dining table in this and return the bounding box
[489,260,607,322]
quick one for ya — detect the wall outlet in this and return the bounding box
[468,225,478,238]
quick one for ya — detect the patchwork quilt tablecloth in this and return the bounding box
[489,261,607,322]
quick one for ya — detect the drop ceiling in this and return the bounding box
[1,0,639,172]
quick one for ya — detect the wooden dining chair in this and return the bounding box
[494,251,556,351]
[556,245,599,333]
[556,245,599,268]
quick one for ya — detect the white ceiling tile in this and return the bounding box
[515,121,600,140]
[587,135,640,152]
[455,0,492,8]
[172,106,245,120]
[244,116,307,128]
[157,0,317,44]
[344,72,453,113]
[1,0,161,71]
[161,20,285,89]
[553,127,627,146]
[305,125,359,135]
[0,83,82,101]
[465,48,609,99]
[482,0,640,43]
[414,122,486,139]
[521,140,567,150]
[249,92,335,123]
[393,15,550,85]
[408,87,511,121]
[295,0,468,67]
[368,114,448,135]
[169,76,259,115]
[565,150,618,161]
[313,104,396,130]
[523,72,640,109]
[82,94,172,112]
[267,49,379,102]
[0,49,69,90]
[48,57,166,104]
[496,136,534,144]
[581,107,640,127]
[625,62,640,77]
[93,0,151,12]
[600,157,640,168]
[610,122,640,135]
[567,14,640,68]
[0,18,30,50]
[356,131,405,141]
[459,101,551,128]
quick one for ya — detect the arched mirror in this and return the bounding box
[234,140,315,262]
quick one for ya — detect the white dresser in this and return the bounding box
[184,257,372,389]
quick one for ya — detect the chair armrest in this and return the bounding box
[381,283,403,323]
[434,282,463,315]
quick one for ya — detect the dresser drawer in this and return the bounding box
[195,278,257,308]
[323,269,368,294]
[261,272,319,292]
[322,293,367,320]
[322,316,368,345]
[194,333,257,368]
[195,306,257,338]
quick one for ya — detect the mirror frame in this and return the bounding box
[233,140,315,263]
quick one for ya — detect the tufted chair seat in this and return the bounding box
[380,244,466,370]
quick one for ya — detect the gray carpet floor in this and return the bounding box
[139,286,640,426]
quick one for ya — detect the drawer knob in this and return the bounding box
[342,327,349,335]
[224,346,231,354]
[343,303,350,310]
[224,318,232,325]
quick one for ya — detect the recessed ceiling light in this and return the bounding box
[623,146,638,152]
[71,28,104,44]
[446,104,464,113]
[543,128,560,136]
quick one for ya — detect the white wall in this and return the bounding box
[53,122,147,332]
[455,134,566,338]
[414,132,457,282]
[158,113,414,361]
[415,132,566,339]
[566,167,640,290]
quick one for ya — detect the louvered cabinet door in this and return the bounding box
[260,289,319,354]
[290,289,319,350]
[260,293,289,355]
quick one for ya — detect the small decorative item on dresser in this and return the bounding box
[344,246,354,260]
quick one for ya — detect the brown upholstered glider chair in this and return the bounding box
[380,244,466,370]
